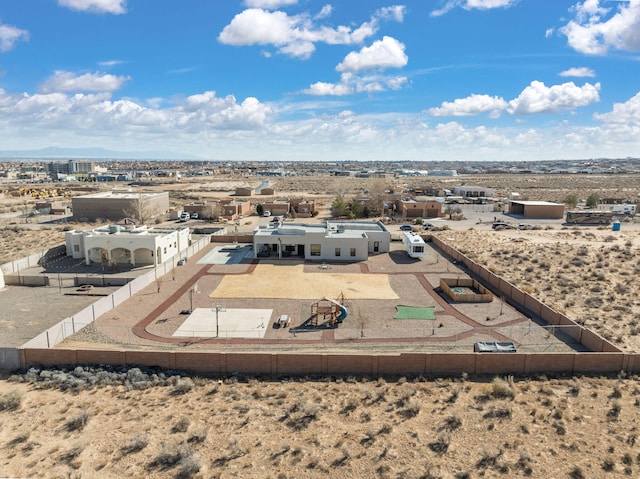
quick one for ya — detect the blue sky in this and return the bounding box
[0,0,639,162]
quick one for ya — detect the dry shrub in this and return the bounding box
[490,376,515,399]
[65,408,90,432]
[121,433,149,455]
[0,390,23,411]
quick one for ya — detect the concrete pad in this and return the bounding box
[197,245,253,265]
[173,308,272,339]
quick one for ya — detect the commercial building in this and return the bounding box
[71,191,170,222]
[452,185,494,199]
[253,221,390,261]
[65,224,190,267]
[46,160,95,179]
[508,200,565,219]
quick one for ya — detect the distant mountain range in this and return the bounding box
[0,146,202,161]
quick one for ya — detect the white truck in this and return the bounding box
[612,204,636,216]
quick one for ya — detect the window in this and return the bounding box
[310,244,321,256]
[335,247,341,257]
[163,247,167,254]
[350,248,356,257]
[74,245,80,252]
[414,246,424,254]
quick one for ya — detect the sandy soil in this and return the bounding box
[1,371,639,479]
[434,227,640,351]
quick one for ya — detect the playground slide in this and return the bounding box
[336,305,348,323]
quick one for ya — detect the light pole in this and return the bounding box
[213,303,224,338]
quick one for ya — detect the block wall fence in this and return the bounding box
[11,236,640,376]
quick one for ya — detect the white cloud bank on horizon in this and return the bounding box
[0,81,638,162]
[428,81,601,117]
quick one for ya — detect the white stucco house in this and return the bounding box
[65,224,190,267]
[253,221,390,261]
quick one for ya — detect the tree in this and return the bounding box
[256,203,264,216]
[349,198,362,218]
[586,193,599,208]
[367,178,387,216]
[123,194,157,225]
[331,196,349,218]
[564,194,578,209]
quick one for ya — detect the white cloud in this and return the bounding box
[218,6,404,59]
[304,71,408,96]
[559,67,596,77]
[431,0,517,17]
[337,36,408,72]
[244,0,297,8]
[560,0,640,55]
[1,83,639,162]
[507,80,600,114]
[0,21,29,52]
[98,60,126,67]
[593,91,640,124]
[314,5,333,20]
[304,82,353,96]
[58,0,127,14]
[427,81,600,117]
[40,71,130,93]
[428,94,508,117]
[0,88,271,138]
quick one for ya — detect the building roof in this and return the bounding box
[510,200,564,206]
[74,191,167,200]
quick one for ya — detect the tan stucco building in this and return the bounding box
[71,191,170,222]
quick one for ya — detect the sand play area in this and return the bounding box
[211,262,399,300]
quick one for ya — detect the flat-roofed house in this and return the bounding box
[65,225,190,267]
[253,221,390,261]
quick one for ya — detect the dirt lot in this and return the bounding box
[1,369,639,479]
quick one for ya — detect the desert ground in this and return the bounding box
[1,173,639,478]
[1,368,640,479]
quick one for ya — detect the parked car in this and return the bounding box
[491,221,512,230]
[178,212,190,222]
[190,212,199,219]
[399,224,413,231]
[423,223,434,230]
[263,211,271,217]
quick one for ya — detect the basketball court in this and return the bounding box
[172,307,272,339]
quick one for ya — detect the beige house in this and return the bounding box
[221,200,251,220]
[65,224,190,267]
[261,200,290,216]
[71,191,169,222]
[290,199,316,217]
[235,186,254,196]
[397,198,443,219]
[253,221,390,261]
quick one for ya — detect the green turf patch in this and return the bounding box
[394,305,436,320]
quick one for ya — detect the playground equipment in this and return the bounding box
[310,293,348,327]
